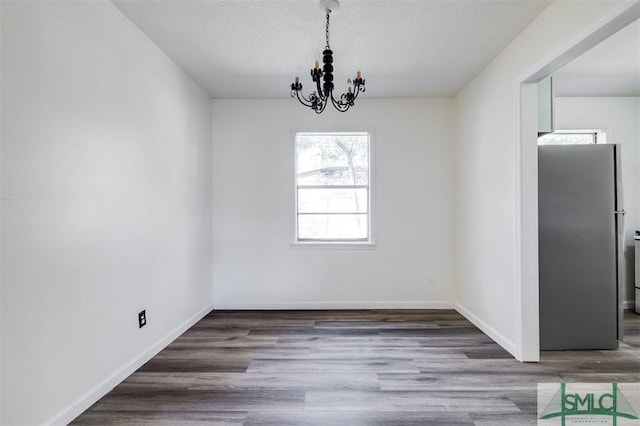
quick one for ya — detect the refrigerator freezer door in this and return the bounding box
[539,144,618,350]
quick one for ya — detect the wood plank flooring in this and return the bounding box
[72,310,640,425]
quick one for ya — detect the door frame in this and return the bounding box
[515,1,640,361]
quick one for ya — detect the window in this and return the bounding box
[538,129,606,145]
[295,132,371,243]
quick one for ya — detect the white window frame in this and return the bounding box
[293,131,375,247]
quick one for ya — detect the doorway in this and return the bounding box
[518,3,640,361]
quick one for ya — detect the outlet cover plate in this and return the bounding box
[138,310,146,328]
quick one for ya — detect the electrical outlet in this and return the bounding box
[138,310,146,328]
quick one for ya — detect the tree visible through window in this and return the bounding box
[295,132,370,242]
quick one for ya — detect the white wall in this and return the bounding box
[555,96,640,303]
[1,2,212,424]
[211,99,454,309]
[454,1,636,359]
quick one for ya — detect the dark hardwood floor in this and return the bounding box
[72,310,640,425]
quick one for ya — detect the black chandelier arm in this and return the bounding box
[345,84,361,103]
[339,92,355,107]
[313,99,328,114]
[352,77,366,93]
[331,82,363,110]
[315,77,324,100]
[340,81,364,105]
[292,90,315,108]
[291,87,329,114]
[309,92,327,114]
[329,91,351,112]
[310,67,323,83]
[292,79,364,113]
[309,67,326,99]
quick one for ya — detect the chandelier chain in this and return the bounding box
[325,10,331,49]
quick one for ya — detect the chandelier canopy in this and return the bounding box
[290,0,365,114]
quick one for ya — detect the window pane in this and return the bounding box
[295,132,371,242]
[296,133,368,186]
[298,214,368,240]
[538,133,595,145]
[298,188,368,214]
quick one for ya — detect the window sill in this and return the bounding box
[291,241,377,250]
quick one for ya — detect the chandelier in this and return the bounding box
[290,0,365,113]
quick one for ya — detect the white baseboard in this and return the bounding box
[212,301,455,310]
[623,300,634,311]
[454,302,517,358]
[48,303,213,426]
[46,299,524,425]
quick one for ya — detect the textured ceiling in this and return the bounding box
[554,19,640,97]
[113,0,551,99]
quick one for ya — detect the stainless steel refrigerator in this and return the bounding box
[538,144,625,350]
